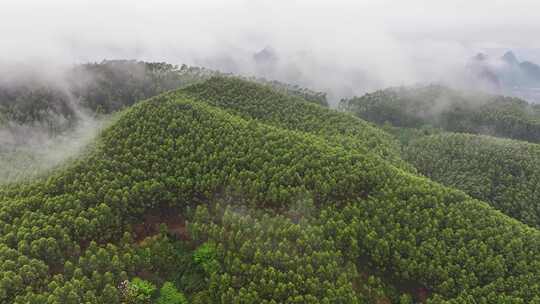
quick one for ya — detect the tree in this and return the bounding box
[156,282,187,304]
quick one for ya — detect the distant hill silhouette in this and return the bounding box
[469,51,540,102]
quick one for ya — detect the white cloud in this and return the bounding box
[1,0,539,99]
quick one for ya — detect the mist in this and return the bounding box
[0,111,104,184]
[2,0,540,103]
[0,66,105,183]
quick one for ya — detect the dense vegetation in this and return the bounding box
[0,61,214,133]
[68,61,217,114]
[189,204,361,303]
[0,60,328,134]
[404,133,540,228]
[340,83,540,230]
[182,77,409,171]
[0,60,213,184]
[340,84,540,143]
[0,63,328,184]
[0,85,76,132]
[245,77,328,107]
[1,78,540,303]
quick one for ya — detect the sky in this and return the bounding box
[1,0,540,99]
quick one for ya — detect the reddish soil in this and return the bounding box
[415,287,430,303]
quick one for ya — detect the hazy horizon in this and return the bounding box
[2,0,540,100]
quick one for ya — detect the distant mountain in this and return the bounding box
[253,46,278,65]
[521,60,540,82]
[467,52,501,90]
[469,51,540,102]
[501,50,520,65]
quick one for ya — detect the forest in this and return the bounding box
[340,85,540,143]
[0,60,327,134]
[404,133,540,228]
[1,74,540,303]
[0,61,328,184]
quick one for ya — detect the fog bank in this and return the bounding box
[2,0,540,102]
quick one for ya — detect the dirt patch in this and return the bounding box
[415,287,429,303]
[48,263,65,276]
[133,207,189,242]
[355,255,431,303]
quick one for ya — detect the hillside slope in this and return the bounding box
[182,77,410,171]
[341,85,540,143]
[404,133,540,228]
[1,79,540,302]
[0,66,328,184]
[0,61,328,134]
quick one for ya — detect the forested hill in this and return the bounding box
[0,60,328,134]
[339,83,540,232]
[0,61,213,132]
[0,62,329,184]
[404,133,540,228]
[340,84,540,143]
[181,77,410,171]
[2,77,540,303]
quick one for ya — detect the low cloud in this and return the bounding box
[1,0,540,103]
